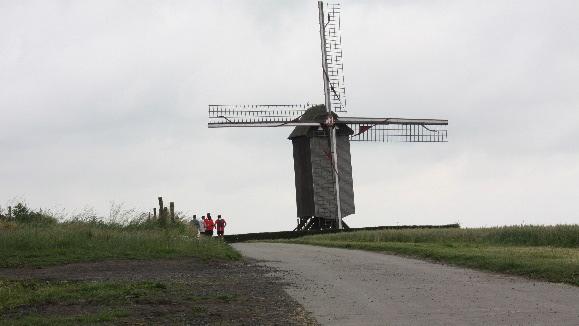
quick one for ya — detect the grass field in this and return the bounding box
[0,278,237,325]
[280,225,579,286]
[0,203,244,324]
[0,279,156,325]
[0,218,240,268]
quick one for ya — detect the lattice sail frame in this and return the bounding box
[208,105,448,142]
[208,2,448,142]
[208,104,314,127]
[346,122,448,143]
[324,2,347,112]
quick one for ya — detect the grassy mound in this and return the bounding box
[280,225,579,286]
[294,225,579,247]
[0,204,240,268]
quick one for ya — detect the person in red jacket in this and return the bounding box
[215,215,227,238]
[204,213,215,237]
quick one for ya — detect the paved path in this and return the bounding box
[233,243,579,326]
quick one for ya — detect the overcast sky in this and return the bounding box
[1,0,578,233]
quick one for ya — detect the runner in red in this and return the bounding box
[215,215,227,238]
[204,213,215,237]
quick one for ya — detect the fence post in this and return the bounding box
[8,206,11,219]
[153,208,157,219]
[169,202,175,223]
[158,197,163,217]
[158,197,166,225]
[163,207,169,226]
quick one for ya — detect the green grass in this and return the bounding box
[0,279,167,312]
[0,220,240,268]
[0,278,237,325]
[0,203,244,324]
[0,309,129,326]
[0,279,159,325]
[280,225,579,286]
[289,225,579,247]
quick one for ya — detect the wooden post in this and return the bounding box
[153,207,157,219]
[8,206,11,219]
[158,197,165,225]
[163,207,169,226]
[169,202,175,223]
[148,212,151,220]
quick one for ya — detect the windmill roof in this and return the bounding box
[288,105,353,139]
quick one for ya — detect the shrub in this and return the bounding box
[10,203,57,224]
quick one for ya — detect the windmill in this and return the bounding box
[208,2,448,231]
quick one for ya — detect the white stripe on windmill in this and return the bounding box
[208,2,448,231]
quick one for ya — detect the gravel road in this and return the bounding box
[233,242,579,326]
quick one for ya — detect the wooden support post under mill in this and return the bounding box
[169,202,175,223]
[8,206,11,219]
[163,207,169,224]
[153,207,157,219]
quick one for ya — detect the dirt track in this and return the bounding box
[234,242,579,326]
[0,258,318,325]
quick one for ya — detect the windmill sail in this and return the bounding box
[208,104,319,128]
[323,2,347,112]
[339,117,448,142]
[207,2,449,231]
[208,105,448,142]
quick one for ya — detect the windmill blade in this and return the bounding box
[322,2,347,112]
[342,117,448,142]
[338,117,448,125]
[208,121,322,128]
[208,104,319,128]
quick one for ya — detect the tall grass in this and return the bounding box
[297,225,579,248]
[0,215,240,268]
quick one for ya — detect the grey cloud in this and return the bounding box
[1,0,578,233]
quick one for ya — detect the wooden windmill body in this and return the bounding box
[208,2,448,231]
[288,105,355,230]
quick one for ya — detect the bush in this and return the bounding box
[1,203,56,225]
